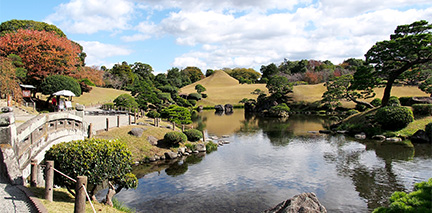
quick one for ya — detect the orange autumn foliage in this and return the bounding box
[74,66,105,87]
[0,56,22,102]
[0,29,81,81]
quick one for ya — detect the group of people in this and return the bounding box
[51,96,72,111]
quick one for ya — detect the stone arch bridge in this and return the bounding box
[0,111,87,185]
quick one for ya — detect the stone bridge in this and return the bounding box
[0,111,87,185]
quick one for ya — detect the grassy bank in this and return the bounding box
[28,187,127,213]
[73,87,130,106]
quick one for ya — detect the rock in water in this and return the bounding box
[410,130,431,143]
[196,143,206,152]
[263,192,327,213]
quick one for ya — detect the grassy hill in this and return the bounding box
[180,70,268,106]
[72,86,130,106]
[180,70,428,107]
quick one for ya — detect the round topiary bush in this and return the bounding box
[375,106,414,130]
[40,75,81,96]
[388,96,401,106]
[187,93,202,101]
[164,132,187,145]
[114,94,139,109]
[183,129,203,142]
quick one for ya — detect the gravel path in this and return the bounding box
[0,177,37,213]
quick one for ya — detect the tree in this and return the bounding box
[132,62,154,82]
[260,63,278,82]
[229,68,261,84]
[322,73,375,111]
[160,105,192,124]
[0,19,66,37]
[40,75,81,97]
[266,75,293,99]
[0,56,22,103]
[205,69,215,77]
[113,94,138,109]
[181,66,204,83]
[0,29,81,83]
[6,54,27,82]
[44,138,138,206]
[109,61,134,89]
[195,84,206,94]
[365,20,432,106]
[167,67,191,88]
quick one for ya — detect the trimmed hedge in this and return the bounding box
[375,106,414,130]
[412,104,432,116]
[388,96,401,106]
[183,129,202,142]
[187,93,202,101]
[164,132,187,145]
[40,75,81,97]
[114,94,138,109]
[146,110,160,118]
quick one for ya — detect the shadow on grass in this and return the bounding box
[29,187,74,203]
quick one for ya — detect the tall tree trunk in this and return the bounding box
[381,77,396,106]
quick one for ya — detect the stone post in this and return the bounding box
[45,161,54,202]
[74,176,87,213]
[30,159,38,187]
[88,123,93,138]
[117,116,120,127]
[172,122,175,131]
[128,114,131,125]
[106,118,109,131]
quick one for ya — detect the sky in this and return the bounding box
[1,0,431,74]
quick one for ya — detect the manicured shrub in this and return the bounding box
[201,93,208,98]
[184,142,196,151]
[44,138,137,198]
[146,110,160,118]
[375,106,414,130]
[40,75,81,96]
[412,104,432,116]
[373,178,432,213]
[399,97,412,106]
[79,81,92,93]
[80,78,95,86]
[370,98,382,107]
[388,96,401,106]
[114,94,138,109]
[271,103,290,112]
[183,129,202,142]
[160,105,192,124]
[164,132,187,145]
[187,93,202,100]
[189,99,197,106]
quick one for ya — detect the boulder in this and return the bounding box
[214,105,224,112]
[129,128,146,137]
[75,104,85,111]
[1,107,13,113]
[264,192,327,213]
[164,152,178,159]
[355,133,366,140]
[196,143,206,152]
[178,147,186,155]
[224,104,234,114]
[410,130,431,143]
[147,136,158,146]
[372,135,386,141]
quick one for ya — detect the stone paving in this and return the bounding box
[0,177,37,213]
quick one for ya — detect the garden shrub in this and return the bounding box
[40,75,81,96]
[189,99,197,106]
[187,93,202,100]
[205,141,218,153]
[146,110,160,118]
[44,138,137,198]
[373,178,432,213]
[201,93,208,98]
[426,122,432,141]
[412,104,432,116]
[370,98,382,107]
[79,81,92,93]
[355,103,368,112]
[183,129,203,142]
[185,142,196,151]
[164,132,187,145]
[399,97,412,106]
[375,106,414,130]
[80,78,95,86]
[346,109,359,116]
[388,96,401,106]
[271,103,290,113]
[114,94,139,109]
[160,105,192,124]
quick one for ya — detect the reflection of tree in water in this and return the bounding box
[323,136,414,210]
[165,161,189,177]
[192,113,207,131]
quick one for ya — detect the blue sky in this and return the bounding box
[1,0,431,74]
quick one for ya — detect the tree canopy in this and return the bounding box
[0,19,66,37]
[365,20,432,106]
[0,29,82,83]
[0,56,22,102]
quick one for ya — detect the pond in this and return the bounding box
[115,109,432,213]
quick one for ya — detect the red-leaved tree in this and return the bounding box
[0,29,81,83]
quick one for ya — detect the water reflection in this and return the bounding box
[116,110,432,213]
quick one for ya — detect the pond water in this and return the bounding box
[115,109,432,213]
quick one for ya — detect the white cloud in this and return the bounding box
[78,41,133,66]
[46,0,135,34]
